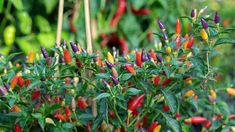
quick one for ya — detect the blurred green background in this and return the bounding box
[0,0,234,84]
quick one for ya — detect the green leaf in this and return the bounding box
[27,80,42,90]
[8,98,16,108]
[96,73,110,79]
[94,93,111,100]
[17,11,32,34]
[161,112,181,132]
[131,0,145,9]
[62,123,74,129]
[32,113,42,119]
[127,88,141,95]
[10,0,23,10]
[43,0,58,14]
[217,102,230,117]
[38,117,45,131]
[0,0,4,13]
[161,90,177,114]
[35,15,51,32]
[214,38,235,46]
[120,73,132,81]
[37,32,55,49]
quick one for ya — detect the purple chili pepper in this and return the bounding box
[102,79,110,88]
[141,48,146,62]
[214,12,220,24]
[70,41,79,53]
[191,9,196,18]
[41,47,49,59]
[82,48,87,54]
[163,32,168,41]
[3,83,10,90]
[105,59,114,69]
[157,55,163,62]
[201,18,208,29]
[61,39,66,47]
[140,127,146,132]
[59,56,65,64]
[147,52,152,61]
[0,87,8,96]
[110,76,118,85]
[157,19,165,30]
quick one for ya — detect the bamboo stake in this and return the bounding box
[84,0,97,117]
[56,0,64,46]
[84,0,93,53]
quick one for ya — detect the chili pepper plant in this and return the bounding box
[0,9,235,132]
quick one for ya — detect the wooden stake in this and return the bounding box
[56,0,64,46]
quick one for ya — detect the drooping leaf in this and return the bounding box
[214,38,235,46]
[161,90,177,114]
[94,93,111,100]
[161,112,181,132]
[10,0,23,10]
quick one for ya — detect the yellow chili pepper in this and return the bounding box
[201,29,208,41]
[164,55,171,63]
[210,89,217,99]
[107,52,114,64]
[27,51,34,63]
[165,46,171,54]
[227,88,235,96]
[184,89,195,97]
[153,125,161,132]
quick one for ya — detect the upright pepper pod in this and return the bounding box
[149,49,156,61]
[10,75,19,89]
[65,106,71,118]
[184,89,195,97]
[14,123,22,132]
[27,51,34,63]
[186,37,194,49]
[201,29,208,41]
[125,64,136,75]
[201,18,209,29]
[70,41,79,53]
[107,52,115,64]
[64,49,72,64]
[214,12,220,24]
[191,9,197,22]
[17,76,24,89]
[153,75,161,85]
[76,58,82,68]
[210,89,217,99]
[77,96,88,109]
[41,47,49,59]
[157,19,165,31]
[136,51,142,67]
[176,19,181,35]
[111,67,118,78]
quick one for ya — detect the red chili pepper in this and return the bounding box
[176,19,181,35]
[110,0,126,28]
[76,58,82,68]
[64,49,72,64]
[175,35,181,47]
[185,116,207,124]
[131,7,150,16]
[54,113,65,121]
[86,122,91,132]
[14,123,22,132]
[32,91,41,100]
[212,114,223,121]
[77,96,88,109]
[17,76,24,89]
[204,120,211,129]
[153,75,161,85]
[147,30,153,42]
[161,78,171,87]
[128,94,145,112]
[65,106,71,118]
[228,114,235,120]
[109,111,115,118]
[11,75,19,89]
[162,105,170,112]
[25,79,30,88]
[148,121,158,132]
[175,113,181,120]
[125,65,136,75]
[149,49,156,61]
[186,37,194,49]
[136,51,142,67]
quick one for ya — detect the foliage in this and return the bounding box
[0,9,235,131]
